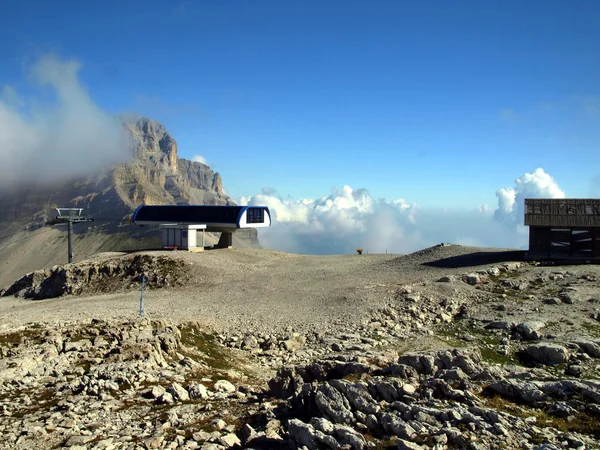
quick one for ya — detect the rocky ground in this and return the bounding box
[1,245,600,449]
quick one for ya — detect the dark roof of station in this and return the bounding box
[132,204,270,226]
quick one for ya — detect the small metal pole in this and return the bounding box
[139,275,146,318]
[67,221,73,263]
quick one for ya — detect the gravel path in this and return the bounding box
[0,245,524,334]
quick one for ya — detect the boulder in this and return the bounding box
[515,321,545,341]
[524,344,570,365]
[242,335,258,350]
[574,340,600,358]
[398,439,426,450]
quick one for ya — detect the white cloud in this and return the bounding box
[191,155,207,165]
[0,54,131,190]
[237,169,567,255]
[238,180,537,255]
[494,168,565,228]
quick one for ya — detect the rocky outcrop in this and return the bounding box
[271,347,600,450]
[0,319,270,450]
[212,172,223,195]
[2,254,188,300]
[123,117,178,174]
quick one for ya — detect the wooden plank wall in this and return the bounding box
[524,199,600,227]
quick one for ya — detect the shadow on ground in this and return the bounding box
[423,251,526,269]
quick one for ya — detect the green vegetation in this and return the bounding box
[179,323,234,371]
[483,394,600,439]
[434,322,521,366]
[479,347,519,366]
[0,328,45,347]
[582,321,600,338]
[364,435,398,449]
[155,256,185,279]
[179,322,260,386]
[488,270,522,283]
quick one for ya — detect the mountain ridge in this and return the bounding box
[0,116,259,288]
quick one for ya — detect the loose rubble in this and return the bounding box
[1,258,600,449]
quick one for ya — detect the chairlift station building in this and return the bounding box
[525,198,600,261]
[132,205,271,251]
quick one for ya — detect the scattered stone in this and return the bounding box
[168,382,190,401]
[188,383,209,399]
[218,433,241,448]
[156,392,174,404]
[1,262,599,450]
[437,276,454,283]
[463,273,481,285]
[214,380,236,394]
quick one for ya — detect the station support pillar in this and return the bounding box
[216,232,233,249]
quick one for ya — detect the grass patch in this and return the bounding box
[479,347,519,366]
[434,326,469,348]
[364,435,398,449]
[0,329,45,347]
[488,270,522,283]
[543,287,562,296]
[435,335,469,348]
[434,322,521,366]
[5,388,61,419]
[482,394,600,439]
[581,322,600,338]
[435,321,502,343]
[178,322,262,386]
[179,324,236,372]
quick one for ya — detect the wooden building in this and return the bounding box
[525,198,600,261]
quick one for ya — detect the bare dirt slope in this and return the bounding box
[0,226,258,288]
[1,244,527,334]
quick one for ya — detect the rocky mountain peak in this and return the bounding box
[122,116,178,174]
[212,172,223,195]
[0,115,259,284]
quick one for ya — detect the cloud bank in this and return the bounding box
[0,55,130,189]
[191,155,207,165]
[239,168,566,255]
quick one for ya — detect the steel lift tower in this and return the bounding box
[46,208,94,264]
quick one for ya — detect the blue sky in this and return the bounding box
[1,0,599,209]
